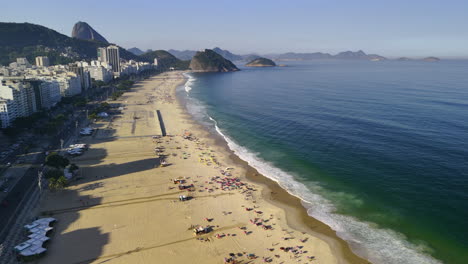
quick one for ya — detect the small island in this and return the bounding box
[423,57,440,62]
[245,57,276,67]
[396,57,412,61]
[189,49,239,72]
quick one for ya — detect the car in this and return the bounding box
[69,144,88,150]
[68,151,83,156]
[6,162,11,167]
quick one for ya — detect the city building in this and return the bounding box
[97,47,107,62]
[69,63,91,91]
[57,74,81,97]
[0,78,37,128]
[87,61,113,83]
[16,58,31,67]
[97,46,120,75]
[35,56,50,67]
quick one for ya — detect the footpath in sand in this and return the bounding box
[37,71,347,264]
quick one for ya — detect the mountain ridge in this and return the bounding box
[0,22,141,65]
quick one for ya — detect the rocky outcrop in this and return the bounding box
[189,49,239,72]
[71,21,108,43]
[245,57,276,67]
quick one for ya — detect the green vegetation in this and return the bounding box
[45,152,69,168]
[139,50,190,70]
[0,22,141,65]
[45,168,64,179]
[48,175,67,191]
[117,80,134,91]
[189,49,239,72]
[92,80,106,88]
[110,91,124,100]
[88,102,111,119]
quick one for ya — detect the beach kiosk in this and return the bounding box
[14,218,56,261]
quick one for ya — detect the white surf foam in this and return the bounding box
[183,78,443,264]
[183,72,195,93]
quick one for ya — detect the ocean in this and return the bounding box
[178,60,468,264]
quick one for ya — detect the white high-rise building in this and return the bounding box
[0,79,37,127]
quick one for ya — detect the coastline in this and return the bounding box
[178,73,369,264]
[34,70,368,264]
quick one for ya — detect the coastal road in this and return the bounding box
[0,110,86,249]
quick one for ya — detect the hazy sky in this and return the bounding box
[3,0,468,58]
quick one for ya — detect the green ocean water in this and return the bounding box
[181,60,468,264]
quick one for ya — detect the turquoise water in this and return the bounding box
[180,60,468,264]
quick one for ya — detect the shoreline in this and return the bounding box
[178,72,369,264]
[34,71,368,264]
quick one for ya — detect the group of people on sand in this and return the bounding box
[151,127,318,263]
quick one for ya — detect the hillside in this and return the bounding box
[139,50,189,69]
[0,22,140,65]
[245,57,276,67]
[189,49,239,72]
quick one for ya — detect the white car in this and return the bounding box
[70,144,88,150]
[68,150,83,156]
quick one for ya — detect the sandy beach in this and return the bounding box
[36,71,368,264]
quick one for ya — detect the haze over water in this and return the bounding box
[182,60,468,264]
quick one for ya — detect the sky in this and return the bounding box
[3,0,468,58]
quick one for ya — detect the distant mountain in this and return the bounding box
[71,21,108,43]
[275,52,332,61]
[168,49,197,60]
[139,50,189,69]
[189,49,239,72]
[212,47,243,61]
[423,57,440,62]
[0,22,141,65]
[334,50,386,61]
[245,57,276,67]
[128,47,144,55]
